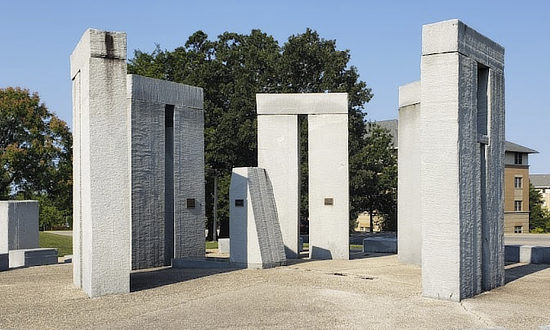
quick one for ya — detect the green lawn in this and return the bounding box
[39,232,72,257]
[206,241,218,249]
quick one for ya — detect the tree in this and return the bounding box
[529,183,550,232]
[0,87,72,229]
[349,122,397,232]
[128,29,373,237]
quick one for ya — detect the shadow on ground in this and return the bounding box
[505,262,550,284]
[130,266,236,292]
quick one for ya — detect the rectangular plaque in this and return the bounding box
[235,199,244,207]
[186,198,196,209]
[324,198,334,206]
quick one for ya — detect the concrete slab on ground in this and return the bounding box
[0,255,549,329]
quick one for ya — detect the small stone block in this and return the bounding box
[0,253,8,271]
[9,248,58,268]
[363,237,397,253]
[218,238,230,254]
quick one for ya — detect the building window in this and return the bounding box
[514,200,522,211]
[514,176,523,189]
[514,226,523,233]
[514,153,523,165]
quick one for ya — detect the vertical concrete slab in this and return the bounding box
[173,87,205,259]
[420,19,505,301]
[257,115,300,258]
[397,81,421,265]
[308,114,349,260]
[128,74,205,269]
[229,167,286,268]
[70,29,131,297]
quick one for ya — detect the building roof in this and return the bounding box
[374,119,538,154]
[530,174,550,188]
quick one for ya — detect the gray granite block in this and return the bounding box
[363,237,397,253]
[9,248,58,268]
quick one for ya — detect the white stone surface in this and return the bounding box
[420,19,505,301]
[308,114,349,260]
[256,93,348,115]
[257,115,300,258]
[218,238,230,254]
[0,201,39,252]
[8,248,57,268]
[71,29,131,297]
[397,86,421,265]
[128,74,205,270]
[229,167,286,268]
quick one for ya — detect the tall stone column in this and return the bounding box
[70,29,131,297]
[420,19,505,301]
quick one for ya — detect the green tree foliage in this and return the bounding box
[0,87,72,229]
[128,29,377,236]
[529,183,550,232]
[349,123,397,232]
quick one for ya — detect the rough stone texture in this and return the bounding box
[363,237,397,253]
[71,29,131,297]
[229,167,286,268]
[128,74,205,270]
[420,19,505,301]
[256,93,348,115]
[8,248,58,268]
[308,114,349,260]
[218,238,230,254]
[0,201,39,251]
[257,115,300,258]
[256,93,349,260]
[397,82,421,265]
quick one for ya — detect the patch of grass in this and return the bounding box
[206,241,218,249]
[39,232,72,257]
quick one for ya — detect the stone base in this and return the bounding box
[363,237,397,253]
[0,253,8,271]
[505,245,550,264]
[9,248,58,268]
[218,238,230,254]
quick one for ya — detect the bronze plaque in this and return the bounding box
[186,198,196,209]
[235,199,244,207]
[324,198,334,206]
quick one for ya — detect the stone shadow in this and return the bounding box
[505,262,550,284]
[130,266,237,292]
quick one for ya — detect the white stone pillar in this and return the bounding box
[308,114,349,260]
[397,81,421,265]
[257,115,300,258]
[70,29,131,297]
[420,19,505,301]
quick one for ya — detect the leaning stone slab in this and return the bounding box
[363,237,397,253]
[229,167,286,269]
[9,248,58,268]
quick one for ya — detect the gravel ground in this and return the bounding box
[1,254,549,329]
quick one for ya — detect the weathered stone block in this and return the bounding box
[229,167,286,268]
[218,238,230,254]
[9,248,58,268]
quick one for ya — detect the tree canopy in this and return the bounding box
[128,28,396,235]
[0,87,72,229]
[529,183,550,232]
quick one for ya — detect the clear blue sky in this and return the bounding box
[1,1,549,172]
